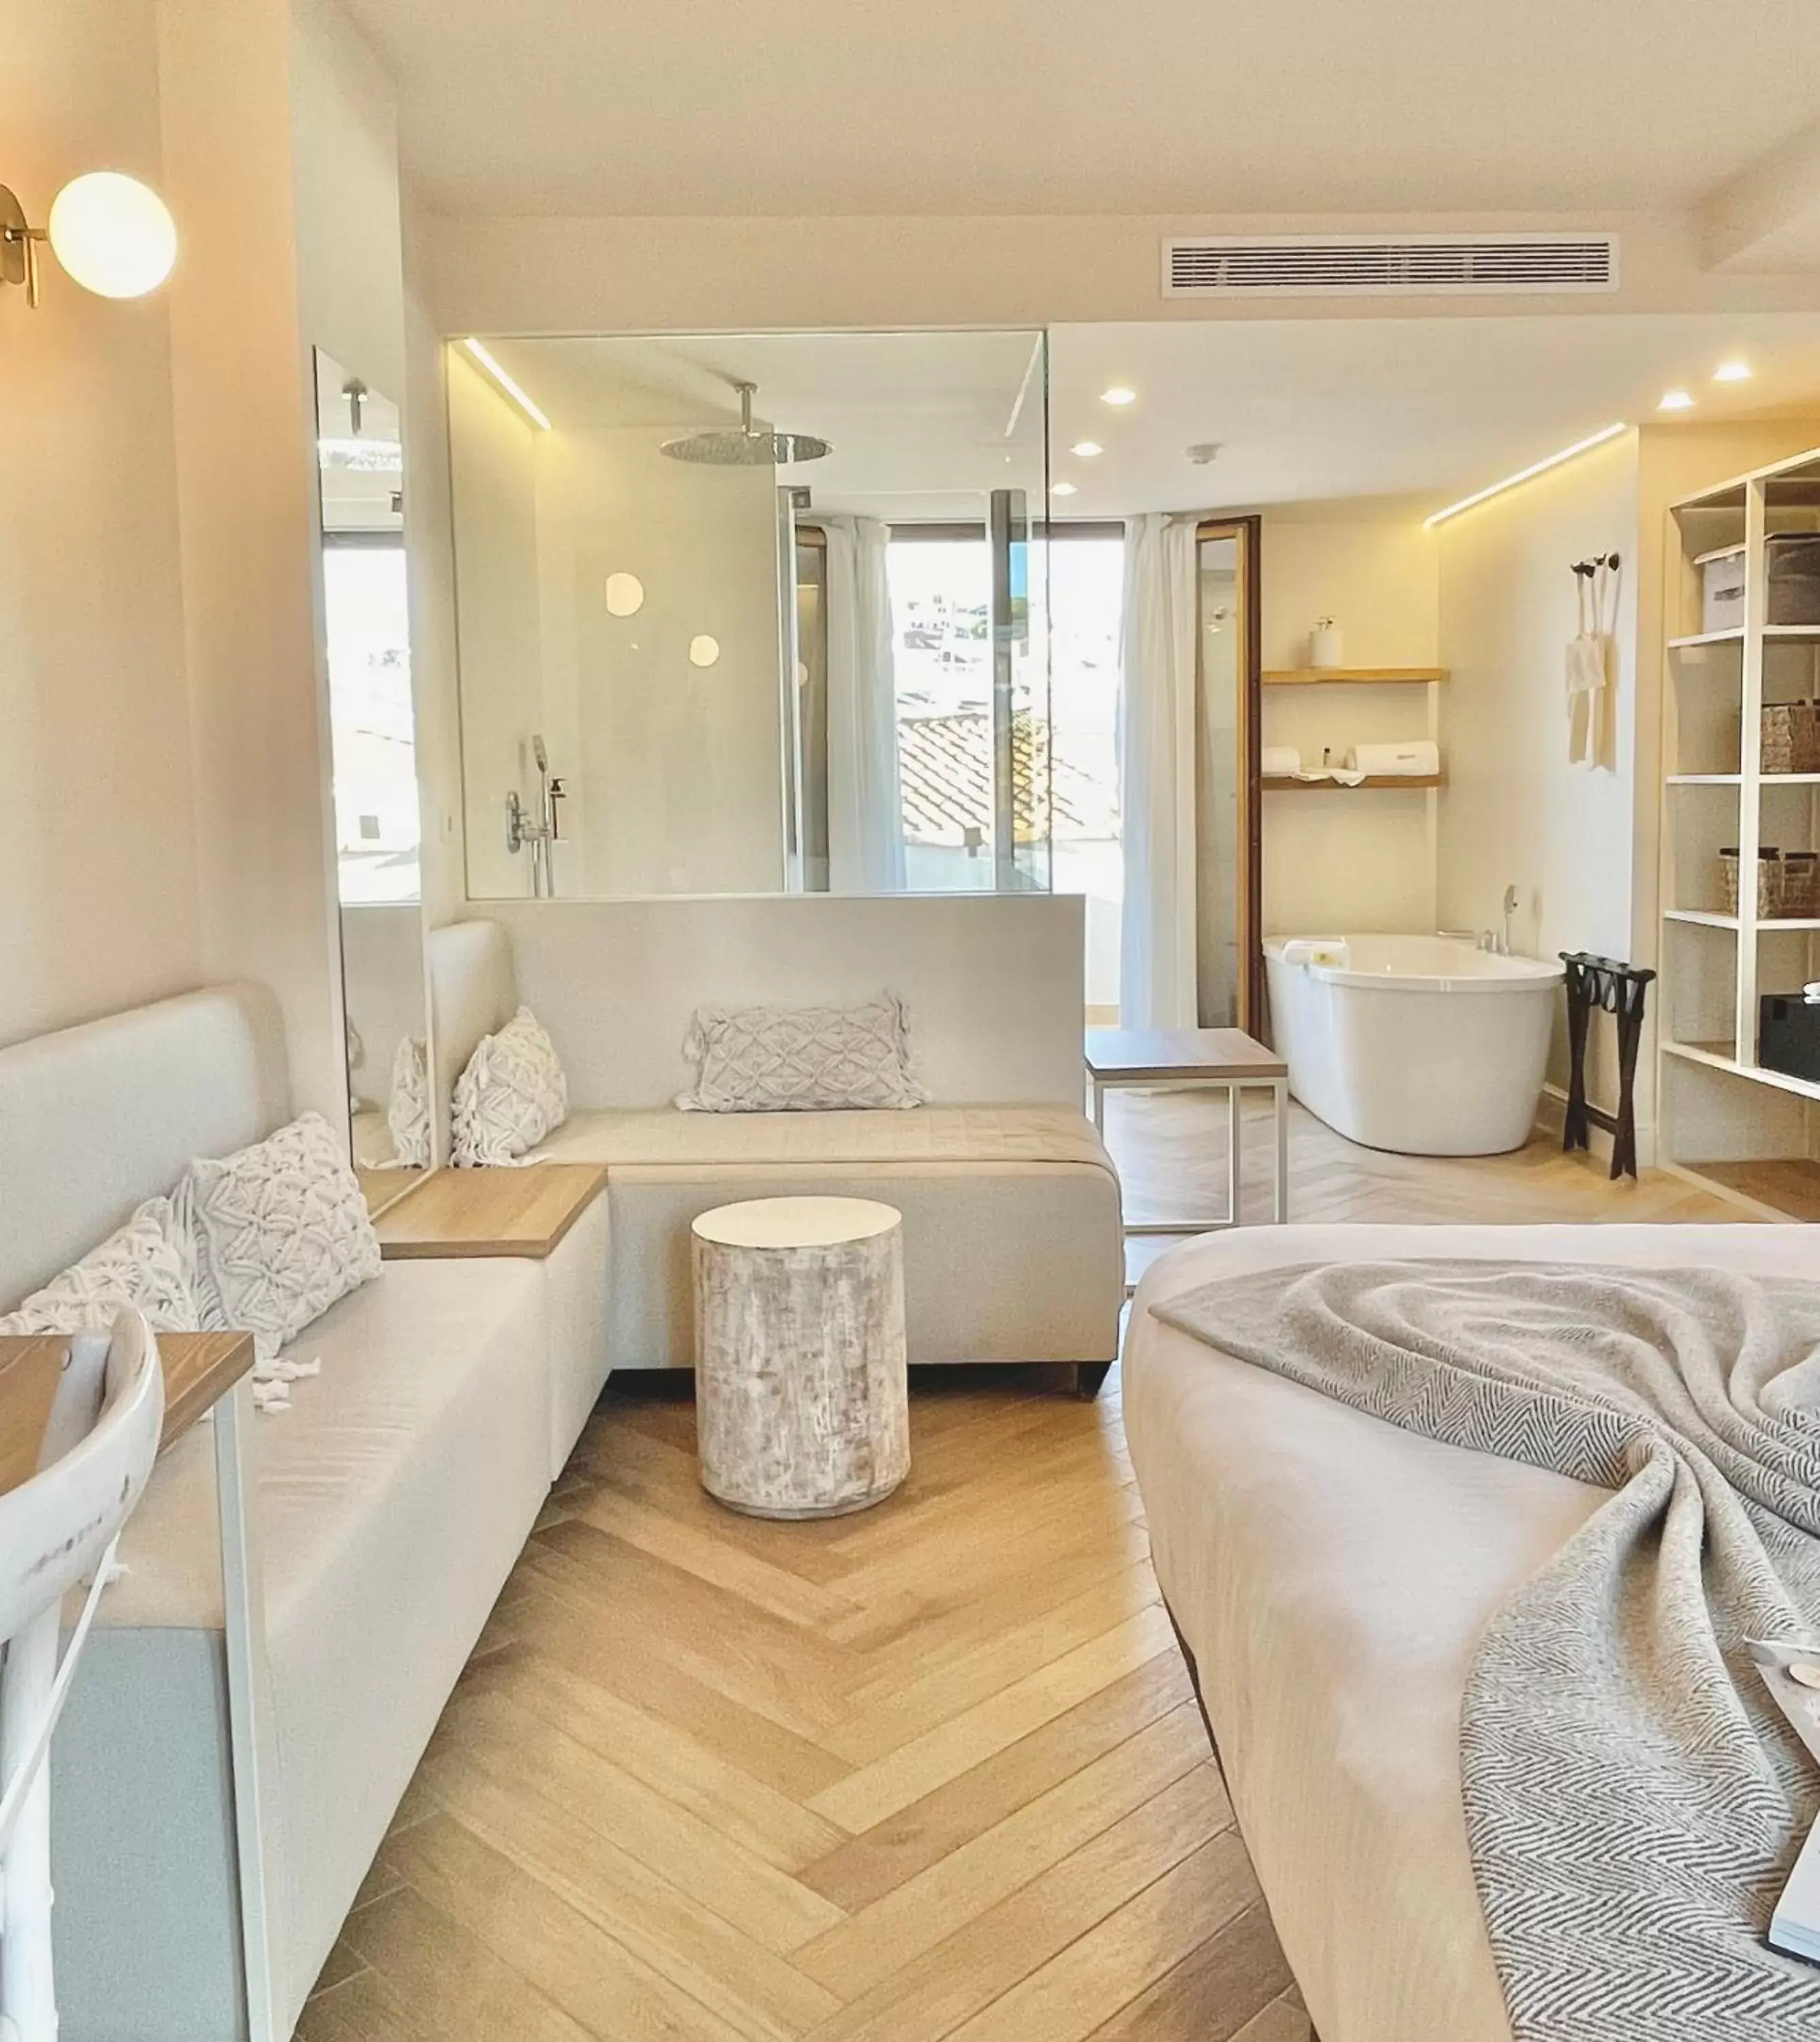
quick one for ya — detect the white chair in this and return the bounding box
[0,1311,164,2042]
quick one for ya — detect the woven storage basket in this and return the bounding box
[1763,700,1820,775]
[1721,847,1784,919]
[1781,851,1820,920]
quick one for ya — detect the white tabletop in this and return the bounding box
[692,1196,903,1250]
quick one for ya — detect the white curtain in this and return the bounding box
[1118,513,1202,1028]
[822,515,907,892]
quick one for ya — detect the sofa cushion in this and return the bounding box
[176,1112,382,1365]
[676,992,926,1113]
[0,1197,199,1336]
[452,1007,568,1165]
[542,1101,1114,1173]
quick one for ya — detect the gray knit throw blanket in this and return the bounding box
[1154,1261,1820,2041]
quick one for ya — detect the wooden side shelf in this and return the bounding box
[1263,773,1444,791]
[374,1163,609,1260]
[1262,667,1447,685]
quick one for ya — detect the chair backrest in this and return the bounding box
[0,1312,165,1644]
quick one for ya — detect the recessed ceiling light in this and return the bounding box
[1713,359,1753,384]
[1052,481,1079,497]
[1100,387,1136,407]
[1070,440,1103,458]
[1658,389,1695,412]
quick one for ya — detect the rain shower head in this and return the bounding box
[660,380,830,466]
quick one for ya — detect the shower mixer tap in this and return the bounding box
[506,734,564,896]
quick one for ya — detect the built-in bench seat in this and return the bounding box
[0,985,572,2042]
[542,1102,1120,1367]
[431,905,1125,1380]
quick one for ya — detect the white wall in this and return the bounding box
[425,212,1820,340]
[0,0,201,1049]
[1258,503,1441,937]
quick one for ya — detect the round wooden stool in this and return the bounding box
[692,1196,908,1519]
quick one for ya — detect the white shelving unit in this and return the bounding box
[1658,445,1820,1219]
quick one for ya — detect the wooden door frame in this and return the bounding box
[1196,516,1264,1033]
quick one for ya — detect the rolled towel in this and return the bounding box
[1280,937,1350,969]
[1344,739,1440,778]
[1261,745,1301,777]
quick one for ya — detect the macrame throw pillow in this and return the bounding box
[387,1034,432,1168]
[0,1197,200,1337]
[176,1111,382,1365]
[451,1007,569,1165]
[676,992,928,1113]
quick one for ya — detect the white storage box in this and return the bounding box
[1700,545,1746,633]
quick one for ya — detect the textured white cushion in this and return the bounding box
[451,1007,568,1165]
[677,992,927,1113]
[387,1035,432,1169]
[0,1197,199,1336]
[176,1112,382,1364]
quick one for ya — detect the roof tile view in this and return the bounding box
[897,709,1118,847]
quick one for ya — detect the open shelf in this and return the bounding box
[1262,774,1444,792]
[1664,908,1739,929]
[1261,667,1448,687]
[1667,773,1741,786]
[1669,628,1744,650]
[1667,1158,1820,1222]
[1662,1037,1820,1105]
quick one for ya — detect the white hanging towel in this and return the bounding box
[1344,740,1440,777]
[1566,562,1617,768]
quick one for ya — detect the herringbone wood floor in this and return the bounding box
[300,1101,1742,2042]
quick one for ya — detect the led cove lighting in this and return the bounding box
[1658,389,1695,412]
[1100,386,1136,407]
[463,338,551,431]
[1713,359,1753,384]
[1424,423,1628,529]
[1070,440,1103,458]
[1052,481,1079,497]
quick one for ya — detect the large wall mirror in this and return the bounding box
[313,347,432,1208]
[444,329,1056,901]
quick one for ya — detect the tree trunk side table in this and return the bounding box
[692,1196,909,1520]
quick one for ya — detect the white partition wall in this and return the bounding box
[474,894,1086,1107]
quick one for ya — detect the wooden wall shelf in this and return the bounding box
[1262,667,1448,686]
[1263,773,1444,792]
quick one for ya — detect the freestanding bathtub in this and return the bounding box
[1264,934,1565,1156]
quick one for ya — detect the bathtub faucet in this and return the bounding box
[1437,927,1500,952]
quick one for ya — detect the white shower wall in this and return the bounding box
[449,369,788,898]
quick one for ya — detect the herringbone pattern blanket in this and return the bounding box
[1156,1261,1820,2041]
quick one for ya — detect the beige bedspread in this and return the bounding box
[1122,1222,1817,2042]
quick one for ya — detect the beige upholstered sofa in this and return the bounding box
[0,985,606,2042]
[428,897,1124,1380]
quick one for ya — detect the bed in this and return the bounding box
[1122,1221,1817,2042]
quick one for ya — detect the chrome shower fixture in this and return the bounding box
[661,381,831,466]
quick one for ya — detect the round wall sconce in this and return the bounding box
[604,572,645,617]
[688,634,721,669]
[2,171,178,308]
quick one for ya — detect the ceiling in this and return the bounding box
[475,316,1820,520]
[1048,313,1820,513]
[481,332,1047,521]
[344,0,1820,219]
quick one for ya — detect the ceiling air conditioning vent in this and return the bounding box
[1163,235,1618,297]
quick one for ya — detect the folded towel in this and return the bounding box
[1261,745,1301,777]
[1345,740,1440,777]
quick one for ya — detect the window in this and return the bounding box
[322,538,419,903]
[885,525,1124,946]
